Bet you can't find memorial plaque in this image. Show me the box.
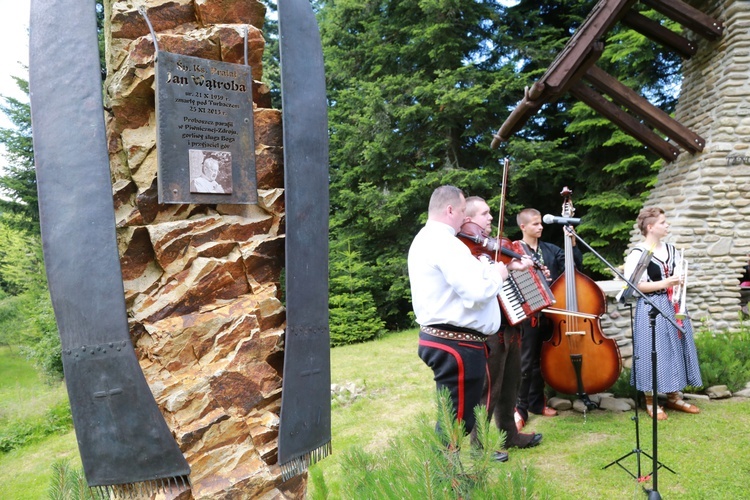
[156,52,257,204]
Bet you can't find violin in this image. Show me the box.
[458,221,546,270]
[541,187,622,410]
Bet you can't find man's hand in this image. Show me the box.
[565,225,577,246]
[507,255,533,271]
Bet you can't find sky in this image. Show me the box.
[0,0,31,105]
[0,0,30,171]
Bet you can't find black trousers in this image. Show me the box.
[516,315,551,418]
[418,330,489,436]
[478,326,523,446]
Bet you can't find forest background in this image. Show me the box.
[0,0,684,377]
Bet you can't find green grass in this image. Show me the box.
[0,347,77,499]
[0,346,67,423]
[0,430,80,500]
[312,328,750,499]
[3,333,749,498]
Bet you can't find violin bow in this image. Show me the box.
[494,157,510,262]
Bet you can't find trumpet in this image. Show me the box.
[672,249,688,320]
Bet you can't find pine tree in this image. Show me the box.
[0,77,37,229]
[329,239,385,346]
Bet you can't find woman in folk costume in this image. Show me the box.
[623,207,702,420]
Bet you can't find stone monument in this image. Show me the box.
[104,0,297,497]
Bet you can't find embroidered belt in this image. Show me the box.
[421,326,488,343]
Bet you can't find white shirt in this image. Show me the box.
[192,176,224,193]
[408,220,504,335]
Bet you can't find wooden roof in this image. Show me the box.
[491,0,724,162]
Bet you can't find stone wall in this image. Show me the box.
[104,1,299,497]
[625,0,750,332]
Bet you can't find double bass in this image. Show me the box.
[541,187,621,409]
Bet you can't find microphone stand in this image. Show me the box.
[564,228,680,499]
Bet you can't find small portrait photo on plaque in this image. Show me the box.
[189,150,233,194]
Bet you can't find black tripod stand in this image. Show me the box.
[565,231,681,498]
[603,304,676,493]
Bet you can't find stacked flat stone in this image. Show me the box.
[105,1,298,497]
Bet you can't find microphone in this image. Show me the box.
[542,214,581,226]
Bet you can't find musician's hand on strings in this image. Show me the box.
[493,261,509,281]
[542,265,551,281]
[564,225,577,246]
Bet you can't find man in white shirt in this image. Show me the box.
[408,185,526,462]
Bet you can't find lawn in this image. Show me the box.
[2,332,749,499]
[312,328,750,499]
[0,347,79,499]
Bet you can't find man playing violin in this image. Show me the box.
[408,186,530,462]
[463,197,544,452]
[514,208,582,430]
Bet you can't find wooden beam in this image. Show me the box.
[491,83,547,148]
[491,43,603,148]
[584,65,704,152]
[569,81,681,162]
[543,0,636,94]
[642,0,724,40]
[622,11,697,59]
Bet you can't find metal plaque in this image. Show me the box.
[156,52,257,204]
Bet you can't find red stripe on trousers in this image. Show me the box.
[418,338,466,423]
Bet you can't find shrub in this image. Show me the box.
[0,400,72,453]
[694,322,750,393]
[607,367,634,398]
[329,240,385,346]
[310,389,539,499]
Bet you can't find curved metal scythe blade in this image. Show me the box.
[277,0,332,480]
[29,0,189,488]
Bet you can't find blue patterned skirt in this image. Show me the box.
[630,293,703,393]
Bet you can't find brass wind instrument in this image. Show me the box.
[673,249,688,320]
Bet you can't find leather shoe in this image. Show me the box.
[507,432,543,449]
[492,451,509,462]
[514,410,526,432]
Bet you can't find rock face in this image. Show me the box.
[104,1,301,497]
[626,0,750,332]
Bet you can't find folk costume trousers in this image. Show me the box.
[418,330,489,436]
[479,326,523,446]
[517,315,551,417]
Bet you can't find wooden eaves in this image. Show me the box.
[491,0,725,163]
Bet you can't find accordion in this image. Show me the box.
[499,268,555,325]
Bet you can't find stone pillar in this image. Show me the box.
[629,0,750,331]
[104,1,300,497]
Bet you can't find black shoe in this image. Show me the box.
[492,451,509,462]
[507,432,543,449]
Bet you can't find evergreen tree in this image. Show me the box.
[321,0,517,330]
[318,0,682,335]
[499,0,681,275]
[0,77,37,229]
[329,239,385,346]
[260,0,281,109]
